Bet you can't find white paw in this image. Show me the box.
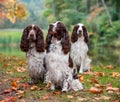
[62,88,68,92]
[50,84,55,90]
[79,70,83,73]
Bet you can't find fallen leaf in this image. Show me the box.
[90,65,93,71]
[89,87,103,94]
[77,97,87,101]
[11,81,17,88]
[78,75,84,82]
[67,95,74,99]
[6,70,13,74]
[12,86,17,91]
[84,71,93,75]
[4,88,12,94]
[105,65,115,69]
[39,87,44,90]
[113,100,119,102]
[40,95,50,100]
[100,95,110,100]
[30,85,38,90]
[111,72,120,78]
[18,61,24,66]
[99,63,104,68]
[19,83,29,89]
[106,86,119,92]
[19,99,26,102]
[15,67,26,72]
[90,77,99,84]
[45,83,51,88]
[16,90,24,95]
[0,100,5,102]
[4,96,16,102]
[94,84,106,89]
[53,91,61,95]
[4,64,8,67]
[94,72,105,77]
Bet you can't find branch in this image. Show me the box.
[101,0,112,26]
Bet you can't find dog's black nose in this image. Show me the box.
[30,34,34,37]
[79,30,82,34]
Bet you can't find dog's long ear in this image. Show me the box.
[60,24,70,54]
[20,26,30,52]
[71,25,79,43]
[82,26,89,43]
[68,55,73,68]
[35,25,45,52]
[45,25,53,52]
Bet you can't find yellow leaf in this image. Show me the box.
[45,83,51,88]
[30,85,38,90]
[105,65,115,69]
[111,72,120,78]
[11,81,17,88]
[67,95,74,99]
[15,67,26,72]
[16,90,24,95]
[78,75,84,82]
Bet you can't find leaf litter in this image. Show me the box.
[0,54,120,101]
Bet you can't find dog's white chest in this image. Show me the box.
[71,39,88,65]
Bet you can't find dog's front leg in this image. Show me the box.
[28,77,39,85]
[50,83,55,90]
[79,57,85,73]
[62,80,69,92]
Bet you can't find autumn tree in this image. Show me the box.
[0,0,27,24]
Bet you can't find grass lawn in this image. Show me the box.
[0,29,48,45]
[0,54,120,102]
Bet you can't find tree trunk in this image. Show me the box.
[52,0,56,21]
[86,0,91,14]
[101,0,112,26]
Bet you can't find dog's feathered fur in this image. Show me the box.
[20,24,46,84]
[71,23,91,73]
[45,21,83,92]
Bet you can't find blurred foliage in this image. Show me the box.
[0,0,48,29]
[0,0,27,24]
[43,0,120,47]
[0,0,120,47]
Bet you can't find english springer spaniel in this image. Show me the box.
[20,24,46,84]
[71,23,91,73]
[45,21,83,92]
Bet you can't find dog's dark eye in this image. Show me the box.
[57,36,61,40]
[28,26,32,30]
[75,25,79,29]
[54,35,57,38]
[33,27,37,31]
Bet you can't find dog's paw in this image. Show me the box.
[28,80,34,85]
[79,70,83,74]
[50,84,55,90]
[62,88,68,93]
[28,79,38,85]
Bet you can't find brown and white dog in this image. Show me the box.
[20,24,46,84]
[71,23,91,73]
[45,21,83,92]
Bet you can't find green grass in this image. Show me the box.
[0,30,22,44]
[0,29,47,56]
[0,29,48,45]
[0,54,120,102]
